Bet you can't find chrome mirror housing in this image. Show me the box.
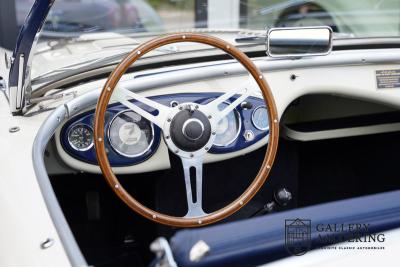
[267,26,333,58]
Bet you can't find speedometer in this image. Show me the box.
[213,103,241,146]
[108,110,154,157]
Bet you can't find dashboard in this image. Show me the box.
[59,93,269,168]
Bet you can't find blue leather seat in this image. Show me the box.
[170,190,400,267]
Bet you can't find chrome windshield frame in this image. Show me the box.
[8,0,54,115]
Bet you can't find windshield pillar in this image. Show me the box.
[8,0,54,115]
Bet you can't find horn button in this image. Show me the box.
[169,109,211,152]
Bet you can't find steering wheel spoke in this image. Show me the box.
[181,157,207,218]
[205,74,257,123]
[111,84,171,128]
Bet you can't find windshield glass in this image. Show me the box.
[15,0,400,82]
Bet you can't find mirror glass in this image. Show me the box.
[267,27,332,58]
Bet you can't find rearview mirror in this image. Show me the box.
[267,27,333,58]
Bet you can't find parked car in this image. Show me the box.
[16,0,164,34]
[244,0,400,37]
[1,1,400,267]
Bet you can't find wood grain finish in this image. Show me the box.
[94,33,279,227]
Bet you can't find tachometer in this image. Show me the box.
[252,106,269,130]
[67,124,94,151]
[213,103,241,146]
[108,110,154,157]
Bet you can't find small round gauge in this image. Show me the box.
[67,124,94,151]
[214,103,241,146]
[252,106,269,130]
[108,110,154,157]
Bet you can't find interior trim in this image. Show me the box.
[283,123,400,141]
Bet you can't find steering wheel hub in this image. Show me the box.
[170,108,211,152]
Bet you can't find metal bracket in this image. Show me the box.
[150,237,177,267]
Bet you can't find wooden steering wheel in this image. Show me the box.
[94,33,279,227]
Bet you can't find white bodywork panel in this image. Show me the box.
[0,97,71,266]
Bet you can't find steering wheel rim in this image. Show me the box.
[94,33,279,227]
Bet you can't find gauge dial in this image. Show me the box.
[214,103,241,146]
[252,106,269,130]
[108,110,154,157]
[67,124,94,151]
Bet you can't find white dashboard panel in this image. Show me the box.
[51,51,400,174]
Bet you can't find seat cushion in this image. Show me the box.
[170,190,400,267]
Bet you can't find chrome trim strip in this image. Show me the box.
[16,54,25,109]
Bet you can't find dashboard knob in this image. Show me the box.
[243,130,255,141]
[240,101,253,110]
[274,188,292,206]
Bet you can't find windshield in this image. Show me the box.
[15,0,400,83]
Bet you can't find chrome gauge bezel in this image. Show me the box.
[251,106,269,131]
[213,104,242,147]
[107,109,155,158]
[67,124,94,152]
